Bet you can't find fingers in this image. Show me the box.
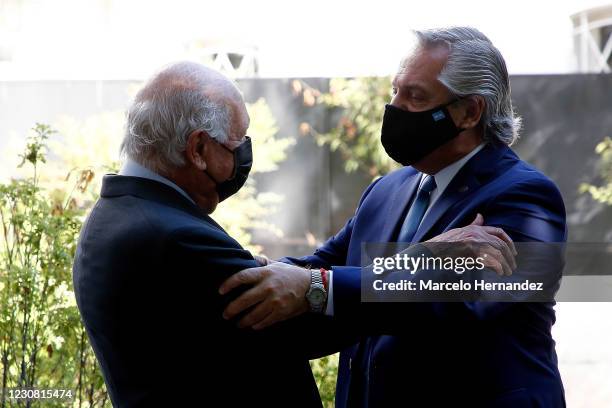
[219,267,265,295]
[464,240,512,276]
[252,311,286,330]
[488,235,517,271]
[483,256,505,277]
[221,264,310,329]
[237,301,274,329]
[248,301,307,331]
[469,213,484,226]
[253,254,270,266]
[496,250,513,276]
[482,226,517,255]
[481,247,513,277]
[467,216,517,273]
[223,285,267,320]
[478,226,516,271]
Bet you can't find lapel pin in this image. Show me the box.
[458,185,469,193]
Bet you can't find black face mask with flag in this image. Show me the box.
[380,100,465,166]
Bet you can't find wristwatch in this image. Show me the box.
[306,269,327,313]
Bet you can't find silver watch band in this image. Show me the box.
[311,269,323,286]
[307,269,327,313]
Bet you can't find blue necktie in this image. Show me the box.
[347,175,437,407]
[397,175,437,242]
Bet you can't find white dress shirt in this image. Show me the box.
[419,143,485,222]
[325,143,485,316]
[119,159,196,205]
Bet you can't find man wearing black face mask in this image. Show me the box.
[222,27,566,407]
[72,61,346,408]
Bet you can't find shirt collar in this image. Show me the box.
[421,143,486,193]
[119,159,196,205]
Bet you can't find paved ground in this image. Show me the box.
[553,302,612,408]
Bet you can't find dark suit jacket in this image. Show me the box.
[285,142,567,407]
[73,175,334,408]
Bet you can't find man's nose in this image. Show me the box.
[389,94,407,111]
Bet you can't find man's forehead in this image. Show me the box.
[226,99,249,140]
[393,45,449,87]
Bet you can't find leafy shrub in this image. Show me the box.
[0,124,108,407]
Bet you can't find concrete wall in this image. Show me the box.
[1,75,611,261]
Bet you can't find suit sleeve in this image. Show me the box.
[330,176,567,330]
[166,224,357,359]
[280,177,384,268]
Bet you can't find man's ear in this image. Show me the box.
[456,95,485,130]
[185,130,208,171]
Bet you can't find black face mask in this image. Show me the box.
[206,136,253,202]
[380,100,464,166]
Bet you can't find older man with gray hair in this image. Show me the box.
[73,61,342,408]
[222,26,567,407]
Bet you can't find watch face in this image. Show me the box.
[311,291,324,304]
[308,287,325,306]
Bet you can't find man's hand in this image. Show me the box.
[253,254,270,266]
[423,213,517,276]
[219,262,310,330]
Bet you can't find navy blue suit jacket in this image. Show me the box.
[73,175,344,408]
[287,142,567,407]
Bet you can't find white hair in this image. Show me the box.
[121,61,236,173]
[414,27,522,145]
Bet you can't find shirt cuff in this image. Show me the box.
[325,268,334,316]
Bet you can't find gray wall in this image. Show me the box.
[510,74,612,244]
[1,75,610,260]
[241,75,612,258]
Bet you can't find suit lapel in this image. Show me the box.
[380,171,421,243]
[411,172,481,242]
[411,142,511,242]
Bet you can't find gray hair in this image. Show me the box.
[414,27,521,145]
[121,61,234,173]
